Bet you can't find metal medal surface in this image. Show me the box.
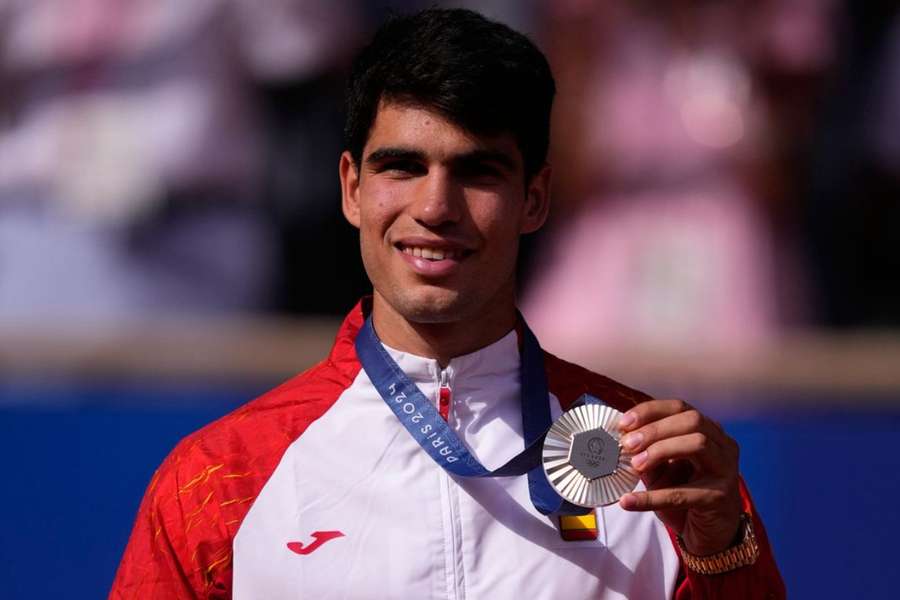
[542,402,640,507]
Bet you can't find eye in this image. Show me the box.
[379,160,426,177]
[456,161,504,182]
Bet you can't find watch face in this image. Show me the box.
[542,400,640,507]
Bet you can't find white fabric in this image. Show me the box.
[234,332,679,599]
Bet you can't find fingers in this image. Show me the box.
[642,458,694,490]
[620,408,712,454]
[619,483,730,513]
[618,399,694,431]
[630,432,724,474]
[615,399,744,552]
[617,399,739,478]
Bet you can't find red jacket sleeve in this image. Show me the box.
[108,354,355,600]
[670,478,786,599]
[109,444,235,600]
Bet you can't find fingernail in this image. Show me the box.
[621,432,643,450]
[631,451,648,469]
[618,412,636,430]
[620,493,637,510]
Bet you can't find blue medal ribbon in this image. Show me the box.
[355,315,590,515]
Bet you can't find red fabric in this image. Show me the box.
[544,351,651,413]
[439,386,451,421]
[109,303,365,599]
[559,526,600,541]
[111,301,784,599]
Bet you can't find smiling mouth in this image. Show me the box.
[397,244,470,261]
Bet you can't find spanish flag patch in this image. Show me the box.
[558,510,599,541]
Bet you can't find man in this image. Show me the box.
[111,9,784,599]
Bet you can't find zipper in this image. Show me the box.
[438,368,451,422]
[436,366,464,598]
[445,471,465,599]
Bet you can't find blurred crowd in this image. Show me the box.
[1,1,898,352]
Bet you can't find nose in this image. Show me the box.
[408,169,463,227]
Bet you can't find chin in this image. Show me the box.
[390,287,472,324]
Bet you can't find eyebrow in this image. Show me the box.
[454,149,518,172]
[364,147,425,166]
[364,146,518,172]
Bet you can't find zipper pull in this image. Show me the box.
[438,369,451,422]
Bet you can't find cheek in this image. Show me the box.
[357,188,402,270]
[359,186,401,235]
[470,199,523,242]
[358,219,390,270]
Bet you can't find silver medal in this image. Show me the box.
[542,401,640,507]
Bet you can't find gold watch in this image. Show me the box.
[676,513,760,575]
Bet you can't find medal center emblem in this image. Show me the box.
[568,428,620,480]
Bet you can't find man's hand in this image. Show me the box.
[617,399,743,556]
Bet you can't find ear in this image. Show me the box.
[340,151,361,228]
[520,163,551,234]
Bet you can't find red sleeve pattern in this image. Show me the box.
[109,305,364,599]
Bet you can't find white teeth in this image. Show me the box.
[400,245,458,261]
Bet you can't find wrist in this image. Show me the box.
[680,511,743,556]
[676,513,759,575]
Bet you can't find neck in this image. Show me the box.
[370,293,518,368]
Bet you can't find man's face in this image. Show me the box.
[340,101,549,327]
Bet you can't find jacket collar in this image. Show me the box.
[330,297,519,386]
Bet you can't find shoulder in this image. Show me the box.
[157,354,360,506]
[145,305,366,544]
[543,350,652,412]
[113,302,369,597]
[116,356,360,595]
[186,356,358,458]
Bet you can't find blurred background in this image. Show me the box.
[1,0,898,598]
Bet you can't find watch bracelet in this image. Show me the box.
[676,513,760,575]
